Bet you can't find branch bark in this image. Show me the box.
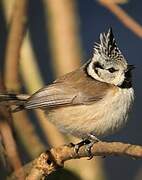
[10,141,142,179]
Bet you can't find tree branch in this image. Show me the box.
[10,141,142,179]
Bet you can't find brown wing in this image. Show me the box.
[25,66,113,109]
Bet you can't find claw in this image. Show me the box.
[74,140,90,153]
[85,141,95,160]
[74,144,80,154]
[68,134,101,160]
[67,142,75,148]
[70,139,91,154]
[85,134,101,159]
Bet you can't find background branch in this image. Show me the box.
[98,0,142,38]
[2,0,46,160]
[0,79,23,177]
[4,0,28,90]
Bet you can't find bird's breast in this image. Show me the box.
[46,87,134,138]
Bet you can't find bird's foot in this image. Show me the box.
[74,139,91,154]
[69,134,101,160]
[68,139,91,153]
[85,134,101,159]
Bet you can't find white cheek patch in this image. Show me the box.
[112,72,125,86]
[87,61,105,83]
[87,60,125,86]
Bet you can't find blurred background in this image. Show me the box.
[0,0,142,179]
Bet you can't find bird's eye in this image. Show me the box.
[107,67,117,73]
[94,62,104,69]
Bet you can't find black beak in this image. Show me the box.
[127,64,135,71]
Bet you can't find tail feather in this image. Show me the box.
[0,93,30,112]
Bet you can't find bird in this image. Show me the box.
[0,28,134,156]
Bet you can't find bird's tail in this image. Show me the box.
[0,93,30,112]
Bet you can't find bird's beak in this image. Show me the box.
[127,64,135,71]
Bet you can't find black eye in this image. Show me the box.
[94,62,104,69]
[107,67,116,73]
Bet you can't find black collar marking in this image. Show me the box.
[118,70,132,89]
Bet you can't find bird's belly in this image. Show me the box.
[46,88,134,138]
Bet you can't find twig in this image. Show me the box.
[98,0,142,38]
[9,141,142,179]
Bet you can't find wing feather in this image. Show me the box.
[25,67,112,109]
[25,84,77,109]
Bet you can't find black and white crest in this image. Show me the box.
[94,28,124,61]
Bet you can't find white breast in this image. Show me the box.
[91,87,134,137]
[46,87,134,139]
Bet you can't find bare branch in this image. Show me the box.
[10,141,142,179]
